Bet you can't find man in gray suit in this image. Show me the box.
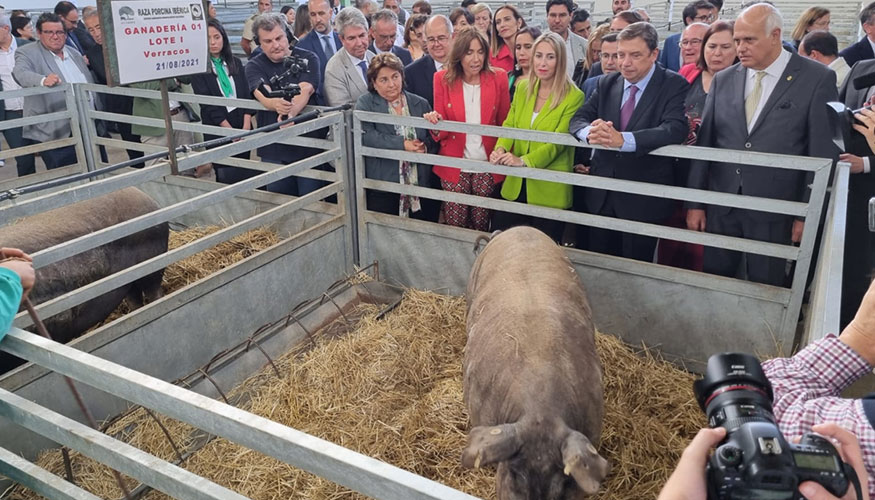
[686,3,838,286]
[324,7,375,106]
[13,13,94,170]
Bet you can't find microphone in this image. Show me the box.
[853,71,875,90]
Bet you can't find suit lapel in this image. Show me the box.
[606,74,623,126]
[749,54,800,136]
[40,45,61,80]
[449,78,465,122]
[729,64,748,137]
[479,72,494,125]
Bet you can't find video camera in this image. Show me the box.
[827,70,875,151]
[694,353,861,500]
[257,54,309,119]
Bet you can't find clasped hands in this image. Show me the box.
[489,147,525,167]
[586,119,625,149]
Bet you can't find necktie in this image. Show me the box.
[619,84,638,131]
[322,34,334,58]
[745,71,766,127]
[358,60,368,82]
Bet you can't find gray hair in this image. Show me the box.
[618,21,659,50]
[0,14,9,29]
[739,2,783,34]
[83,7,99,20]
[335,6,368,36]
[425,14,453,36]
[252,12,287,36]
[371,8,397,25]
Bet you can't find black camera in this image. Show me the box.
[282,54,309,76]
[694,353,857,500]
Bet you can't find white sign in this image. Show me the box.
[111,0,209,85]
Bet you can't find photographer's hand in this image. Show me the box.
[657,427,726,500]
[799,424,868,500]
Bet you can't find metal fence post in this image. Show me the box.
[68,84,94,174]
[342,109,361,266]
[352,112,368,266]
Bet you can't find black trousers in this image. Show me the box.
[703,209,793,286]
[587,193,658,262]
[841,174,875,328]
[1,110,36,177]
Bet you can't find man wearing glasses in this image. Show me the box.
[368,9,412,66]
[404,15,452,108]
[659,0,716,71]
[12,13,93,171]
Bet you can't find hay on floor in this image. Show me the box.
[12,289,702,500]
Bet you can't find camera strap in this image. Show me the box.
[843,462,865,500]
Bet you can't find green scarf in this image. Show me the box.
[211,56,233,98]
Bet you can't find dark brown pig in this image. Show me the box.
[0,187,168,370]
[463,226,609,499]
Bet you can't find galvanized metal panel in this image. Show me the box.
[0,446,102,500]
[0,388,248,500]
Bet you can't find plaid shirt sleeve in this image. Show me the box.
[763,334,875,496]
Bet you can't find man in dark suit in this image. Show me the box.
[404,15,452,107]
[659,0,716,72]
[367,9,412,66]
[296,0,341,102]
[838,59,875,328]
[570,22,689,262]
[687,4,838,286]
[840,2,875,68]
[54,1,94,56]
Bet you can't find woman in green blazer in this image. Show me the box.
[489,31,584,242]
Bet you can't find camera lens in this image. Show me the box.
[693,353,776,432]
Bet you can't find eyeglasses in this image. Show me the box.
[679,38,703,47]
[692,14,714,22]
[41,30,66,37]
[425,35,449,45]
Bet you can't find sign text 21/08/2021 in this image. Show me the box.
[154,57,200,71]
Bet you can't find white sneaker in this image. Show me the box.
[0,159,5,167]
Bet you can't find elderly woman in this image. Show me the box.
[508,26,541,101]
[191,19,256,185]
[355,53,437,218]
[470,3,492,37]
[489,32,583,243]
[489,5,526,73]
[424,27,510,231]
[791,7,829,50]
[403,14,428,61]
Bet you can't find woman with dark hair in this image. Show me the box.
[424,27,510,231]
[190,19,257,184]
[280,5,296,26]
[355,53,436,217]
[508,26,540,100]
[449,7,474,30]
[403,14,428,61]
[11,16,35,45]
[293,4,311,39]
[489,4,525,73]
[658,21,736,271]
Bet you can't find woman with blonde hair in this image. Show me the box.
[490,32,584,242]
[424,27,511,231]
[470,3,492,37]
[573,22,610,89]
[791,7,830,50]
[489,5,526,73]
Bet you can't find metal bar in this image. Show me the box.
[73,83,99,173]
[0,165,172,224]
[353,113,369,265]
[0,110,74,132]
[805,164,850,344]
[159,80,180,176]
[0,165,81,193]
[363,179,801,260]
[15,181,342,330]
[335,110,358,269]
[784,161,833,346]
[360,147,810,217]
[0,83,73,99]
[0,329,482,500]
[78,83,266,111]
[353,111,828,171]
[30,148,339,270]
[64,83,89,176]
[0,387,249,500]
[0,446,102,500]
[0,137,79,161]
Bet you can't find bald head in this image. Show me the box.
[734,3,783,69]
[680,22,708,65]
[424,15,453,63]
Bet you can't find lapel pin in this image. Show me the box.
[787,75,793,81]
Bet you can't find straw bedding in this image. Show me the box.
[12,288,702,500]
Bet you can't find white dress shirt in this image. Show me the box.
[0,37,22,111]
[744,48,791,132]
[348,52,368,85]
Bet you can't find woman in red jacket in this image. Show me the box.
[489,5,526,73]
[424,27,510,231]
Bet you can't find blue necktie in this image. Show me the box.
[358,61,367,82]
[321,34,334,58]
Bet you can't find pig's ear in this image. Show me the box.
[461,424,522,469]
[561,431,610,496]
